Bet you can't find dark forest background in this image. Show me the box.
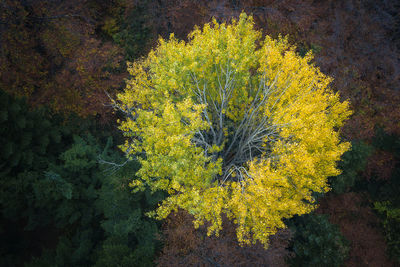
[1,0,399,266]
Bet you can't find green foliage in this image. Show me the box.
[0,90,65,224]
[374,201,400,262]
[287,214,350,267]
[94,238,136,267]
[111,3,152,61]
[330,141,373,194]
[366,128,400,262]
[0,90,69,266]
[372,127,400,153]
[298,43,322,57]
[95,158,164,267]
[26,135,163,266]
[19,135,107,266]
[0,90,62,177]
[0,90,163,266]
[349,128,400,262]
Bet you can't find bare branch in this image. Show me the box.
[98,156,131,174]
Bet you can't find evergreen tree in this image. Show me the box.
[95,159,164,267]
[0,89,64,265]
[329,141,373,194]
[27,135,163,266]
[1,90,164,266]
[287,213,350,267]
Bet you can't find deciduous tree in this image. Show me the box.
[117,13,351,246]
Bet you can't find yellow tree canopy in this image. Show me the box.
[116,13,351,247]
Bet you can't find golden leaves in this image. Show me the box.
[117,12,351,247]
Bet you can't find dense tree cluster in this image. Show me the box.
[287,214,349,267]
[1,0,399,266]
[0,91,162,266]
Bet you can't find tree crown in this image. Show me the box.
[117,13,351,246]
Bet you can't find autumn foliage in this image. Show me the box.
[0,0,125,118]
[117,13,351,246]
[317,193,397,266]
[1,1,399,266]
[157,210,292,267]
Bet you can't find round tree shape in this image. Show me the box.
[116,13,351,246]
